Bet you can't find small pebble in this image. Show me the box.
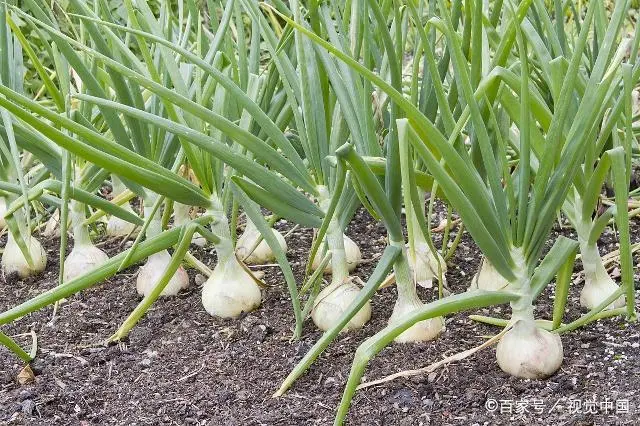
[195,274,206,286]
[21,399,35,416]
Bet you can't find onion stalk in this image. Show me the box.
[311,187,371,331]
[389,247,445,342]
[405,189,446,289]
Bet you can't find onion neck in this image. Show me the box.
[506,247,535,323]
[70,200,92,247]
[572,194,609,281]
[10,198,29,237]
[318,186,349,286]
[143,195,164,239]
[579,237,609,282]
[391,239,421,305]
[574,216,610,286]
[208,194,235,263]
[406,188,427,261]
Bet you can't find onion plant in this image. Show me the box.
[0,0,317,340]
[0,3,48,279]
[276,0,638,422]
[240,0,382,332]
[515,6,640,311]
[0,5,638,426]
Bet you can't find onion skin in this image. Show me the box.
[107,176,138,238]
[496,319,563,379]
[43,209,61,238]
[311,280,371,332]
[136,251,189,297]
[236,221,287,265]
[106,207,138,238]
[201,255,262,318]
[63,244,109,282]
[311,234,361,274]
[408,242,447,289]
[580,277,625,310]
[2,235,47,279]
[388,295,444,343]
[469,257,509,291]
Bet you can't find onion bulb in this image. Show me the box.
[496,319,563,379]
[311,234,361,274]
[468,257,509,291]
[201,253,262,318]
[407,242,446,288]
[388,294,444,343]
[63,201,110,282]
[63,244,109,282]
[236,219,287,265]
[579,242,625,310]
[106,176,138,238]
[106,203,138,238]
[136,250,189,296]
[1,234,47,279]
[311,279,371,331]
[43,209,61,238]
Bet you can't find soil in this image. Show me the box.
[1,207,639,426]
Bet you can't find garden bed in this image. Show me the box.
[1,208,639,425]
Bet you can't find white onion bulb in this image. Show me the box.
[236,219,287,265]
[106,203,138,238]
[408,242,447,288]
[311,280,371,331]
[311,234,361,274]
[136,250,189,296]
[469,257,509,291]
[579,243,625,310]
[107,176,138,238]
[2,234,47,279]
[580,276,625,310]
[388,294,444,343]
[201,254,262,318]
[496,319,563,379]
[43,209,61,238]
[63,244,109,282]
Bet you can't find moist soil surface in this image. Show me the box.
[1,207,639,426]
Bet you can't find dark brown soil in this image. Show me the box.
[1,208,639,426]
